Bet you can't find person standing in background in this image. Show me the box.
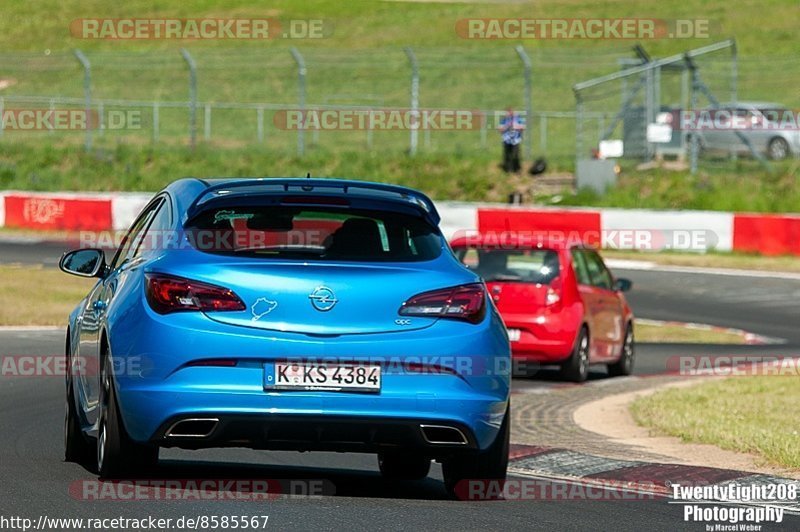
[498,107,525,173]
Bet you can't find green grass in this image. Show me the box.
[1,0,798,129]
[556,159,800,212]
[0,141,512,201]
[635,322,749,344]
[3,0,796,54]
[0,265,93,326]
[631,377,800,469]
[0,0,798,209]
[2,141,800,210]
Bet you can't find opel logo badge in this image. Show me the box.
[309,286,338,312]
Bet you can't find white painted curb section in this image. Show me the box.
[600,208,734,252]
[111,193,153,230]
[436,202,479,243]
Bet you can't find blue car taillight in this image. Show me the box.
[399,283,486,324]
[145,273,246,314]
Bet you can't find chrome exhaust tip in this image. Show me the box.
[165,418,219,438]
[420,424,468,445]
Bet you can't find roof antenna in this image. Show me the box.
[306,172,311,178]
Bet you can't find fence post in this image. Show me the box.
[404,47,420,156]
[366,108,374,150]
[480,111,487,148]
[728,42,739,162]
[73,49,92,151]
[730,40,738,105]
[290,47,306,156]
[204,104,211,140]
[152,102,159,144]
[688,66,699,175]
[49,98,55,136]
[180,48,197,150]
[257,106,264,143]
[98,101,104,136]
[515,45,533,161]
[539,114,547,154]
[644,68,655,160]
[575,93,584,171]
[598,116,604,143]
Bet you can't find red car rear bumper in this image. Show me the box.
[502,310,580,363]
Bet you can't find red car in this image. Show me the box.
[451,234,635,382]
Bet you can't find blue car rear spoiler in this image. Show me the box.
[185,178,441,225]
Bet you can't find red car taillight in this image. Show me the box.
[545,287,561,307]
[145,274,246,314]
[399,283,486,324]
[545,278,563,309]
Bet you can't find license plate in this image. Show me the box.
[507,329,521,342]
[266,362,381,393]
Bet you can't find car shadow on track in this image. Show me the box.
[512,366,610,385]
[76,458,453,501]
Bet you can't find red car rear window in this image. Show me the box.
[455,248,560,284]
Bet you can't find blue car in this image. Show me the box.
[60,178,510,493]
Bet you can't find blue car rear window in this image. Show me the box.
[185,206,442,262]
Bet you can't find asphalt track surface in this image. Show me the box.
[2,238,800,530]
[0,237,75,267]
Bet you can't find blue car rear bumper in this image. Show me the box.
[110,306,510,452]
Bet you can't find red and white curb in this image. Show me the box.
[0,191,149,231]
[463,204,800,256]
[1,191,799,256]
[605,258,800,282]
[508,444,800,512]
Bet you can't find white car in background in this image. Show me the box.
[690,102,800,160]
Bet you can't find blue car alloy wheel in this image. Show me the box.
[60,177,511,497]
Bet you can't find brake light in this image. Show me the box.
[545,277,562,308]
[145,274,246,314]
[546,287,561,306]
[280,195,349,206]
[399,283,486,324]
